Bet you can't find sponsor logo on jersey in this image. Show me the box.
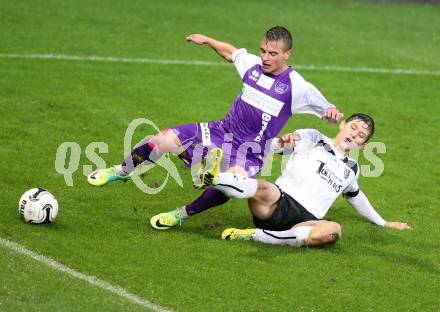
[316,160,343,192]
[256,74,275,90]
[255,113,272,142]
[275,82,289,94]
[344,167,350,179]
[200,122,211,146]
[249,70,260,82]
[241,84,284,117]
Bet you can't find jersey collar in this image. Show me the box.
[317,139,346,160]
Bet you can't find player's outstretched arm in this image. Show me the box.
[186,34,237,62]
[346,190,410,230]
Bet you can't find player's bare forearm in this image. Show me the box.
[384,221,411,230]
[186,34,237,62]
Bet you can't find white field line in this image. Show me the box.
[1,52,439,76]
[0,237,172,312]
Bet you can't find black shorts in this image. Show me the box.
[252,187,319,231]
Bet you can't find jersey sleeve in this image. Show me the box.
[346,190,386,226]
[294,129,324,144]
[269,129,322,154]
[269,138,284,154]
[289,71,335,117]
[232,48,261,79]
[292,129,324,153]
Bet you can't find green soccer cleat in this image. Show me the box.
[87,167,129,186]
[221,228,256,241]
[150,208,185,230]
[193,148,223,189]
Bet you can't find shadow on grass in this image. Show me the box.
[366,245,439,274]
[174,215,345,263]
[140,202,437,275]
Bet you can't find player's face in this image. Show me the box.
[260,39,291,75]
[336,119,370,151]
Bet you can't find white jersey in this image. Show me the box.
[275,129,360,219]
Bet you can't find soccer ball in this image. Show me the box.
[18,188,59,224]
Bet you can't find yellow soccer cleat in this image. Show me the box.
[150,208,185,230]
[87,167,129,186]
[193,148,223,189]
[221,228,256,241]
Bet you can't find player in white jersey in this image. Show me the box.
[202,113,410,247]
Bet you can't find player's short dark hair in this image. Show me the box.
[265,26,293,51]
[345,113,375,142]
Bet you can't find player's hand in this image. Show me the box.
[279,132,300,151]
[323,107,344,124]
[384,221,411,230]
[186,34,210,45]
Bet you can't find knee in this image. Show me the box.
[150,128,171,145]
[326,221,342,238]
[149,129,182,153]
[329,222,342,243]
[226,166,248,176]
[308,222,342,247]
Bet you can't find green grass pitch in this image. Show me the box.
[1,0,439,311]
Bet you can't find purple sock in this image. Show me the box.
[121,138,160,174]
[185,187,230,216]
